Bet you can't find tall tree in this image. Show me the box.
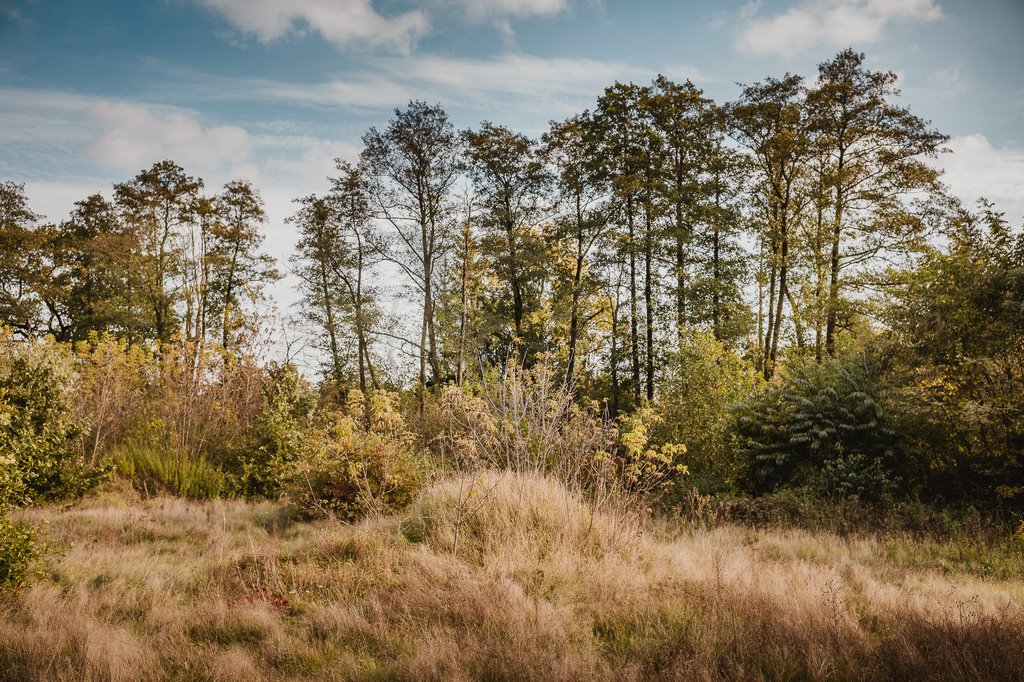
[290,195,347,385]
[807,48,947,355]
[0,181,44,337]
[594,83,652,401]
[436,192,488,386]
[208,180,278,350]
[646,76,713,342]
[47,194,140,342]
[696,121,751,345]
[463,122,550,365]
[360,101,461,401]
[114,160,202,345]
[544,113,613,389]
[328,161,382,393]
[729,75,811,378]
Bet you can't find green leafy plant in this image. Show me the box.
[733,353,897,498]
[0,513,41,590]
[0,338,111,505]
[654,328,762,492]
[232,363,318,498]
[112,442,227,499]
[285,390,423,521]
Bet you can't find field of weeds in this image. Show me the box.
[2,472,1023,681]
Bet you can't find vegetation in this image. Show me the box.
[2,482,1024,680]
[1,47,1023,678]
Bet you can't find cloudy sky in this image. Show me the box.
[2,0,1022,331]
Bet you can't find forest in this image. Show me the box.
[1,49,1024,680]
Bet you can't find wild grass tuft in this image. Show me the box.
[112,442,227,499]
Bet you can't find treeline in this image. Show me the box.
[0,165,278,351]
[1,48,1023,522]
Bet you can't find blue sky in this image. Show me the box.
[2,0,1022,320]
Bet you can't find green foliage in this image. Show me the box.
[822,450,898,501]
[233,363,318,498]
[612,405,688,503]
[654,328,762,491]
[0,513,40,590]
[884,203,1024,506]
[112,442,227,499]
[733,353,897,499]
[285,391,423,521]
[0,338,111,506]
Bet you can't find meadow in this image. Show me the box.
[3,472,1023,681]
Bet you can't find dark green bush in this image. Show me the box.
[733,353,898,499]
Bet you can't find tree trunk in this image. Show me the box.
[825,146,846,355]
[566,195,584,389]
[644,202,654,402]
[627,197,641,402]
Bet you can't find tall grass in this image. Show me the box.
[112,443,227,499]
[2,474,1023,680]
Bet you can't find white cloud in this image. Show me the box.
[735,0,942,57]
[85,101,253,174]
[0,88,100,144]
[398,53,635,98]
[229,53,679,120]
[939,134,1024,223]
[441,0,568,20]
[195,0,428,53]
[928,64,968,97]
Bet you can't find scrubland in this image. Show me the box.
[2,472,1023,682]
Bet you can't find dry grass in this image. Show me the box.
[2,473,1023,681]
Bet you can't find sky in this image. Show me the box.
[2,0,1023,357]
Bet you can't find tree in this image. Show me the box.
[884,201,1024,505]
[647,78,751,345]
[646,77,709,341]
[0,181,44,337]
[594,82,660,400]
[208,180,278,350]
[729,75,812,378]
[114,160,203,345]
[437,192,488,386]
[360,101,462,403]
[328,161,382,393]
[463,122,550,366]
[543,114,613,389]
[697,122,751,345]
[46,194,140,342]
[290,194,347,385]
[807,49,947,355]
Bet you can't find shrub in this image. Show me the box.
[232,362,318,498]
[439,362,612,482]
[0,513,41,590]
[890,354,1024,507]
[821,449,898,501]
[606,405,688,510]
[0,337,111,505]
[72,334,151,461]
[733,352,898,498]
[284,390,423,521]
[440,362,686,517]
[74,334,269,476]
[654,328,762,492]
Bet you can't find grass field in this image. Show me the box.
[2,473,1023,681]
